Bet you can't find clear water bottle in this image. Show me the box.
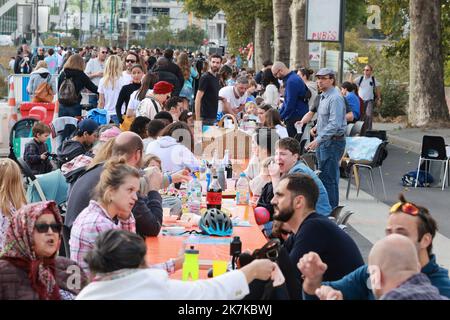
[188,174,202,214]
[235,172,250,205]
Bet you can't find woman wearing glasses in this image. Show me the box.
[0,201,88,300]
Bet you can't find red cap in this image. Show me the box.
[153,81,174,95]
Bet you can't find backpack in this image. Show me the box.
[33,81,54,103]
[58,72,79,105]
[402,170,434,187]
[137,98,160,119]
[87,108,108,125]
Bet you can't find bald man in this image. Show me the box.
[271,61,309,138]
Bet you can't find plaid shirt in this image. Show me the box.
[69,200,175,275]
[381,273,448,300]
[69,201,136,274]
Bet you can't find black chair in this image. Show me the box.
[346,141,388,200]
[415,135,449,190]
[365,130,387,141]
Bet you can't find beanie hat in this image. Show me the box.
[153,81,174,95]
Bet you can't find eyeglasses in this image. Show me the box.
[35,223,62,233]
[126,59,137,63]
[390,201,421,216]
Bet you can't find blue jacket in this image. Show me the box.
[288,161,332,216]
[280,71,309,121]
[303,254,450,300]
[345,92,360,121]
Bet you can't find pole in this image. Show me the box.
[126,0,131,49]
[79,0,83,47]
[110,0,115,47]
[338,0,346,85]
[35,0,39,47]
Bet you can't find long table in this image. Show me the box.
[146,199,267,279]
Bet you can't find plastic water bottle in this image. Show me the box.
[188,174,202,214]
[235,172,250,206]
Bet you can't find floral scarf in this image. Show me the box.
[1,201,63,300]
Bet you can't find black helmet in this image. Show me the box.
[199,208,233,236]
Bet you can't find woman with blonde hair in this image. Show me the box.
[57,54,98,118]
[98,55,127,124]
[0,158,27,252]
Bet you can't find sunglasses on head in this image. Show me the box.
[35,223,62,234]
[390,201,420,216]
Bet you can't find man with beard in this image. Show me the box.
[218,76,249,117]
[270,173,364,286]
[57,119,99,164]
[299,194,450,300]
[194,54,222,125]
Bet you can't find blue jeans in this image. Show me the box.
[110,115,120,125]
[59,103,82,117]
[316,139,346,209]
[88,94,98,109]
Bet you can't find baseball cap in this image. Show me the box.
[77,119,99,134]
[315,68,336,77]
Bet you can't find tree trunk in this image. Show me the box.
[273,0,292,65]
[408,0,449,126]
[254,17,273,72]
[289,0,309,69]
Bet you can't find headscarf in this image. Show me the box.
[1,201,63,300]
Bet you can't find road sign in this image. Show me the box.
[358,57,369,64]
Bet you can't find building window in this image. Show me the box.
[152,8,170,16]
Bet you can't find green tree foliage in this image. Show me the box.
[181,0,220,19]
[176,25,207,48]
[145,15,174,48]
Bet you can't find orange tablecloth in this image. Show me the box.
[146,200,267,279]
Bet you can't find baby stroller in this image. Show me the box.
[15,157,70,257]
[8,117,53,161]
[50,116,78,153]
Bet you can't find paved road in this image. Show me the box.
[340,143,450,269]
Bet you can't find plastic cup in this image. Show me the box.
[213,260,228,277]
[295,123,303,134]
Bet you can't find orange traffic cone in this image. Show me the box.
[8,78,18,121]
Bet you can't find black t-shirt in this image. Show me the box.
[198,72,220,120]
[283,212,364,283]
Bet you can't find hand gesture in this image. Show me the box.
[315,285,343,300]
[171,168,192,184]
[297,252,328,282]
[310,126,317,137]
[248,259,277,281]
[144,166,163,191]
[268,161,280,179]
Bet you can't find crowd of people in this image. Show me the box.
[1,44,446,301]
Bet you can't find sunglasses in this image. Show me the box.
[35,223,62,234]
[390,201,420,216]
[126,59,137,63]
[101,51,108,54]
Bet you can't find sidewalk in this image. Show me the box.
[373,122,450,154]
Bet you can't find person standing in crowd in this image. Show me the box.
[164,96,185,121]
[85,47,107,108]
[307,68,346,209]
[57,54,98,118]
[98,55,127,124]
[353,64,381,131]
[218,76,249,118]
[17,50,32,74]
[136,81,173,120]
[178,52,199,107]
[255,60,273,85]
[195,54,222,125]
[23,121,53,175]
[31,47,45,69]
[56,46,65,70]
[122,52,140,84]
[26,61,56,100]
[261,68,280,108]
[0,201,88,300]
[44,48,59,75]
[271,62,309,137]
[297,67,318,109]
[115,64,144,124]
[0,159,27,252]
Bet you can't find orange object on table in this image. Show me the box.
[146,204,267,279]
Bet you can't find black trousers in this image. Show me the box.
[285,117,304,138]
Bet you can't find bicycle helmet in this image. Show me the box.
[199,208,233,236]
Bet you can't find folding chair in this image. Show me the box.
[415,135,449,190]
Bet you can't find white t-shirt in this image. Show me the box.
[355,75,380,101]
[85,58,105,86]
[122,71,133,85]
[275,124,289,138]
[263,84,280,108]
[98,76,127,116]
[218,85,248,113]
